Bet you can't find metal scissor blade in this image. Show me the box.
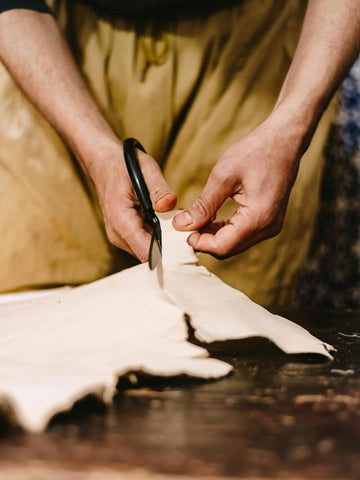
[149,231,162,270]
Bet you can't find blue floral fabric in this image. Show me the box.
[297,57,360,308]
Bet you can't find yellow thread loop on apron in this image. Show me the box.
[139,33,169,82]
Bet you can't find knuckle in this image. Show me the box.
[193,195,213,218]
[211,162,239,190]
[254,203,281,231]
[259,208,276,228]
[106,227,120,247]
[138,250,149,263]
[213,243,231,259]
[106,219,129,247]
[211,166,227,184]
[152,186,171,203]
[268,216,284,237]
[255,206,284,238]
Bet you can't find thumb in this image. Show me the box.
[139,151,177,212]
[173,171,234,230]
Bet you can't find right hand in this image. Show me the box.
[90,144,177,262]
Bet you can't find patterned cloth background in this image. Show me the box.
[297,57,360,308]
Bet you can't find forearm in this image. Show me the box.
[0,9,177,260]
[173,1,360,255]
[273,0,360,150]
[0,9,120,178]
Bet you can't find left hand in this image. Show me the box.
[173,112,305,258]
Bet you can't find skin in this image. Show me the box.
[0,1,359,261]
[173,0,360,256]
[0,9,176,262]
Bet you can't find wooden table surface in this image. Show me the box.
[0,309,359,479]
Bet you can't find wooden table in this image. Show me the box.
[0,309,359,479]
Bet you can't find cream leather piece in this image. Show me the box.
[0,212,333,432]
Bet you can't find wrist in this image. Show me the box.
[269,95,323,155]
[73,135,124,182]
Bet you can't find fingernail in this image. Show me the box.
[188,233,196,247]
[174,211,193,227]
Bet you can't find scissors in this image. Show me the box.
[123,138,162,270]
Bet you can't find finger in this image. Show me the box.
[138,151,177,212]
[108,208,152,262]
[188,210,264,258]
[197,218,225,235]
[173,169,237,231]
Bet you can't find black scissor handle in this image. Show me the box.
[123,138,162,262]
[123,138,153,213]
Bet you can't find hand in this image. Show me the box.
[90,144,177,262]
[173,113,305,258]
[0,11,176,263]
